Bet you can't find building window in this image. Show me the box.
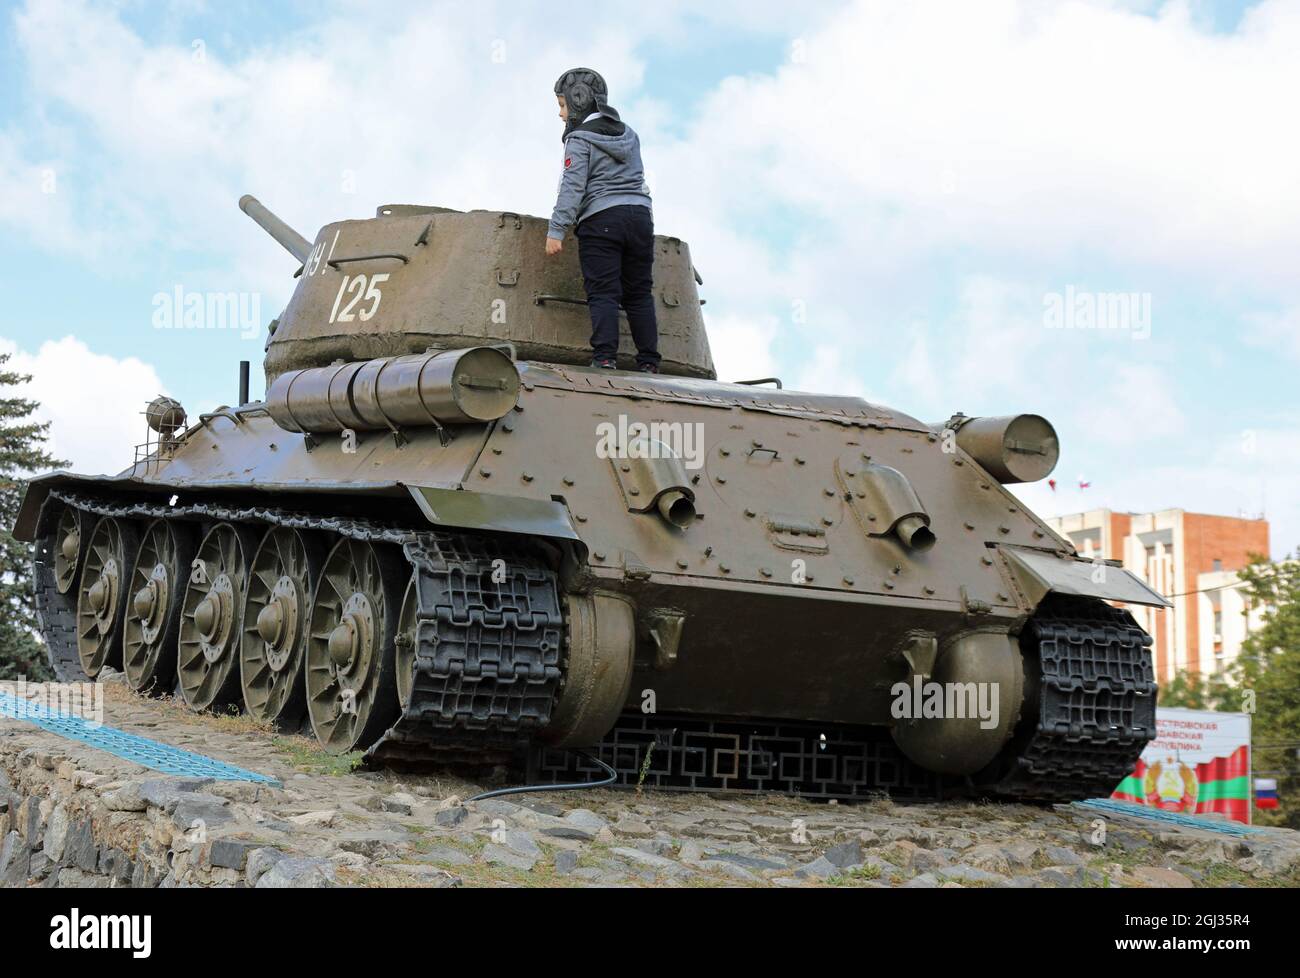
[1212,559,1222,571]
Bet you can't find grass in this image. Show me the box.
[827,863,882,886]
[271,736,363,776]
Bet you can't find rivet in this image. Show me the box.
[760,567,772,577]
[981,556,994,566]
[867,514,877,522]
[998,525,1010,534]
[479,468,491,477]
[824,488,835,497]
[676,559,689,569]
[691,474,701,484]
[997,593,1009,601]
[845,468,856,477]
[492,447,503,455]
[752,439,762,447]
[593,552,606,561]
[502,422,514,432]
[843,575,854,586]
[822,517,833,526]
[980,483,990,490]
[805,574,815,582]
[513,404,524,412]
[521,472,534,482]
[1032,530,1044,539]
[576,514,587,523]
[883,581,895,590]
[964,522,975,531]
[621,464,631,472]
[744,508,756,518]
[954,458,964,466]
[795,457,806,465]
[719,563,730,573]
[923,586,935,595]
[717,476,727,484]
[563,477,574,486]
[926,434,937,443]
[719,448,730,457]
[629,487,640,496]
[892,565,901,574]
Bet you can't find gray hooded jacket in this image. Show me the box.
[547,115,652,240]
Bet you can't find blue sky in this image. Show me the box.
[0,0,1295,556]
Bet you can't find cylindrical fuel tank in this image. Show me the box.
[952,414,1059,484]
[266,346,518,434]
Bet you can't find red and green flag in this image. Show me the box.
[1111,745,1250,823]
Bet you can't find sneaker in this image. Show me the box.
[637,363,660,374]
[590,358,617,369]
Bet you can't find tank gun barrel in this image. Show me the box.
[238,194,312,264]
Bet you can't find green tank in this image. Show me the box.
[15,197,1170,800]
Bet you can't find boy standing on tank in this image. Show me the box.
[545,68,661,373]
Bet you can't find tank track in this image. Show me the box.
[532,596,1156,803]
[366,533,563,767]
[34,491,564,762]
[989,594,1157,802]
[32,522,86,683]
[33,492,1154,802]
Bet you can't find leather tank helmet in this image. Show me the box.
[554,67,620,140]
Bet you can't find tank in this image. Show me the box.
[14,197,1171,801]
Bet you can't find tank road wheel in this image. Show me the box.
[178,522,258,711]
[240,527,324,727]
[123,519,195,694]
[53,505,89,595]
[75,517,139,678]
[306,537,403,753]
[395,574,417,712]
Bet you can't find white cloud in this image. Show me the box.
[1089,362,1187,444]
[0,335,167,476]
[2,0,1296,557]
[704,313,780,384]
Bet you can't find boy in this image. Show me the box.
[545,67,660,373]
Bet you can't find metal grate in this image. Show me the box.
[0,691,279,784]
[1075,798,1264,836]
[531,712,948,801]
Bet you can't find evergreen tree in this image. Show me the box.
[0,352,66,682]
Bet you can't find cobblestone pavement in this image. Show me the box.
[3,676,1298,888]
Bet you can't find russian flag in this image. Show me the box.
[1255,778,1279,810]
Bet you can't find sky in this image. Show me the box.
[0,0,1294,557]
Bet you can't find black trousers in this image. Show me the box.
[576,204,661,367]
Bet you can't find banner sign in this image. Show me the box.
[1111,707,1252,823]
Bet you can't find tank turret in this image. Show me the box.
[239,198,715,383]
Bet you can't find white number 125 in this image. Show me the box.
[329,273,389,323]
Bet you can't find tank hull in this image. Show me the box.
[15,201,1171,801]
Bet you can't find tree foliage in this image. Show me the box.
[1232,555,1300,828]
[1159,668,1237,712]
[0,352,66,682]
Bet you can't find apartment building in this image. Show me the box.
[1045,509,1269,684]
